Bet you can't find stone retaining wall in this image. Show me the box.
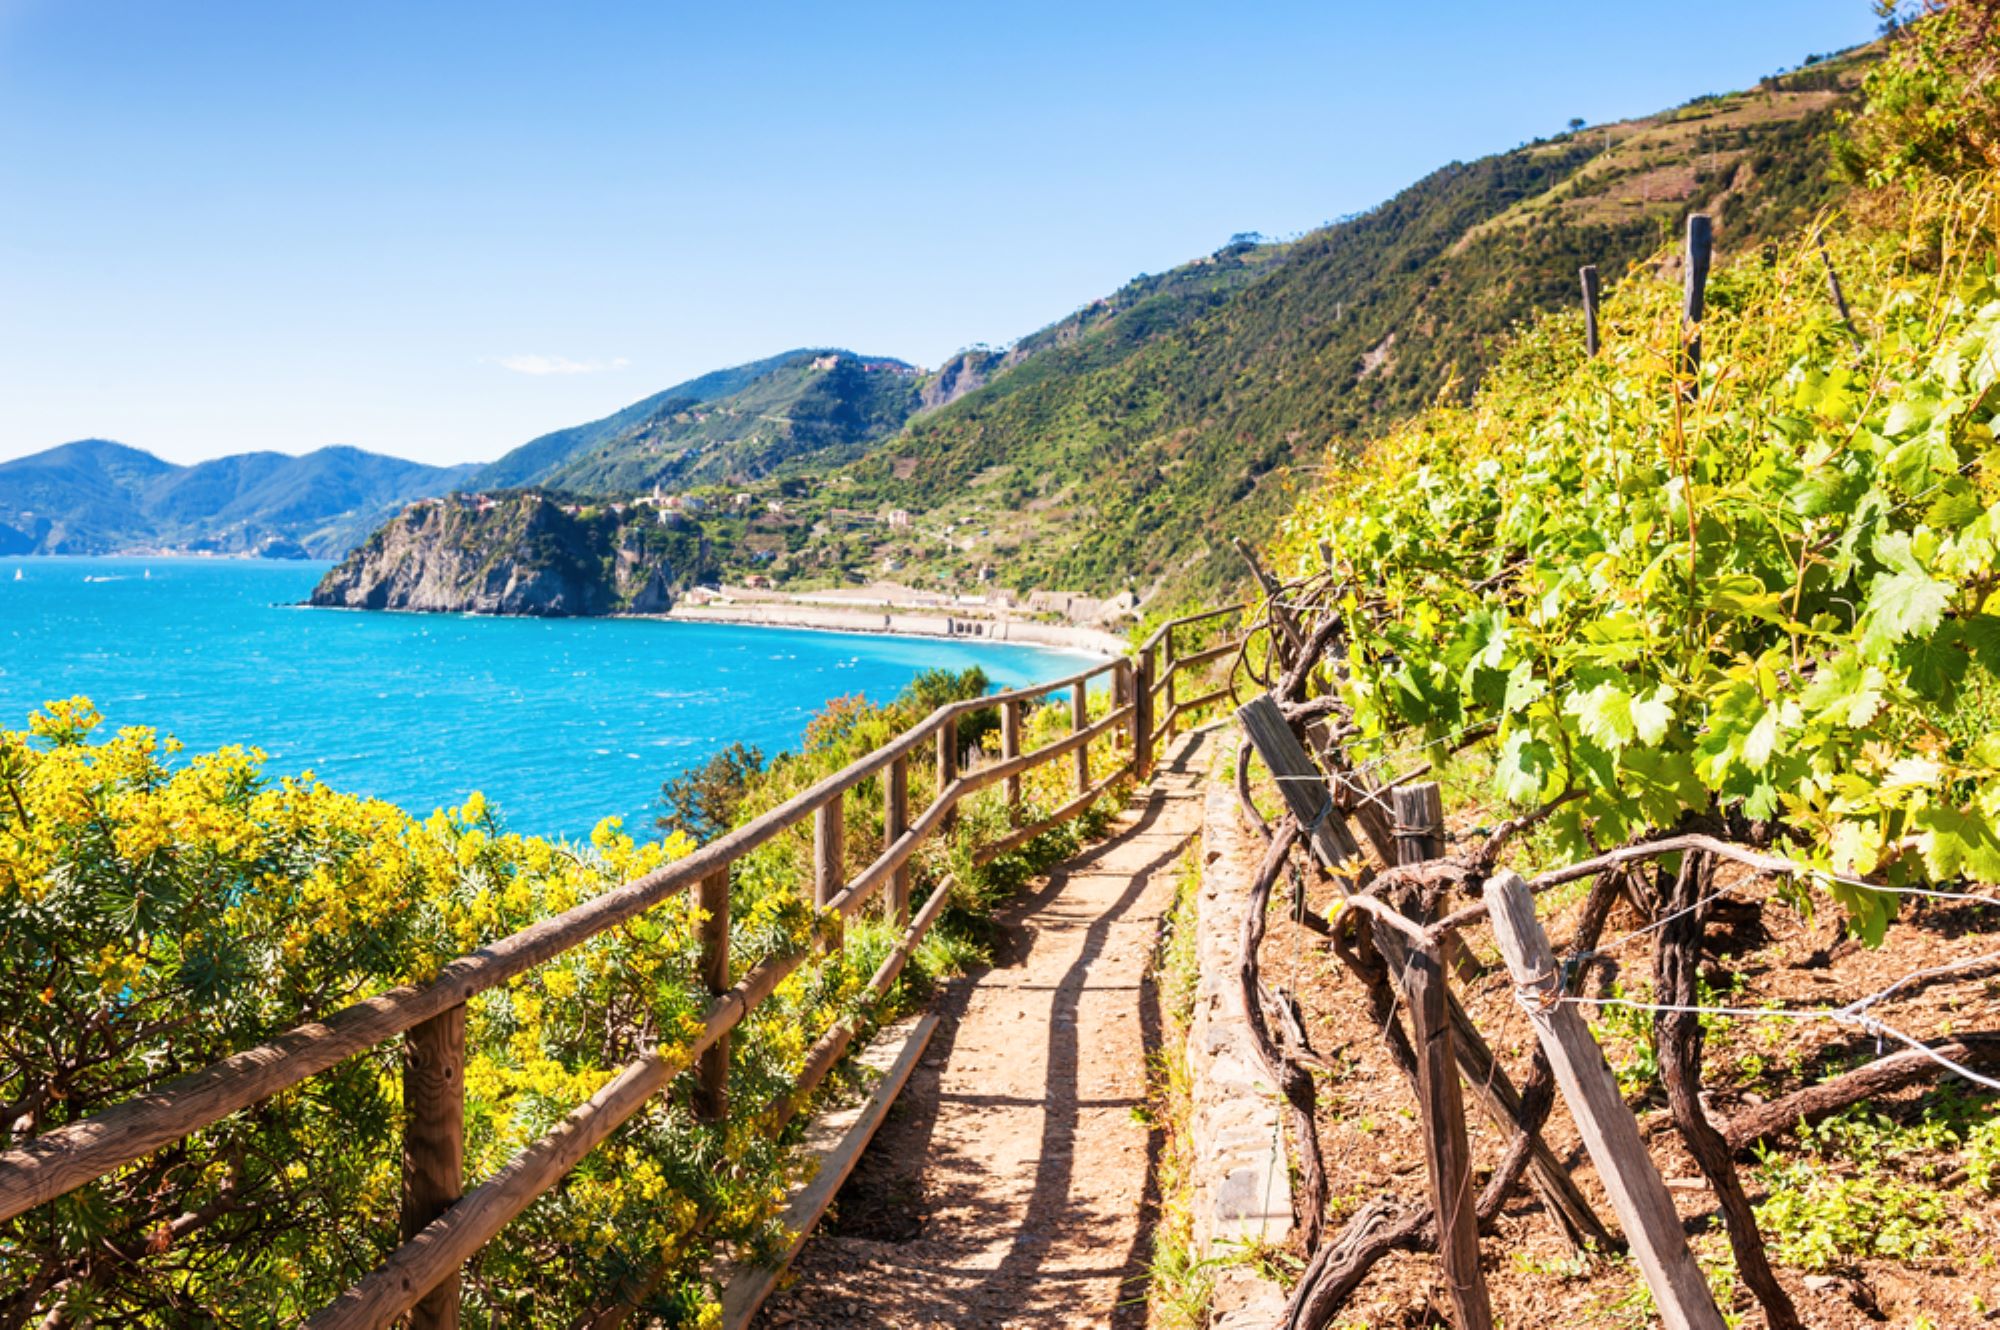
[1188,733,1292,1327]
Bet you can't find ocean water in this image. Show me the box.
[0,557,1090,840]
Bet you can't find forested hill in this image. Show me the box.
[833,58,1864,602]
[473,350,922,496]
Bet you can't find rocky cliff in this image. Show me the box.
[308,492,708,616]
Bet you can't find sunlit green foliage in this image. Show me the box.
[1272,171,2000,936]
[1837,0,2000,189]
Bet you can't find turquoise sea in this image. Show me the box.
[0,557,1087,839]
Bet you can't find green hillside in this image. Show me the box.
[311,47,1871,613]
[827,60,1865,603]
[540,351,922,493]
[472,349,825,489]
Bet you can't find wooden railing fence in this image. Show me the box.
[0,603,1244,1328]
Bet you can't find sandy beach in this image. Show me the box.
[648,588,1136,656]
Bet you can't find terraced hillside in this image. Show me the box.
[830,60,1866,603]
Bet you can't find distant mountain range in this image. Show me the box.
[0,349,921,559]
[0,440,478,558]
[9,50,1868,601]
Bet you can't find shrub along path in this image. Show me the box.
[753,728,1215,1329]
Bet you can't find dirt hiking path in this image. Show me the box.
[755,729,1214,1330]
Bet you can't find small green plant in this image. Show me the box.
[1753,1148,1957,1270]
[1593,981,1662,1094]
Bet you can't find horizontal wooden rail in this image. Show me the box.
[0,659,1128,1226]
[1174,640,1240,671]
[1168,685,1234,721]
[306,949,805,1328]
[3,608,1245,1327]
[971,765,1130,867]
[1138,602,1246,654]
[957,706,1129,796]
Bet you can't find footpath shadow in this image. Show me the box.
[806,730,1210,1324]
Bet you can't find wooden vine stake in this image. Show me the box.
[1234,694,1367,884]
[1579,263,1601,357]
[1483,871,1727,1330]
[1682,213,1712,381]
[1392,782,1491,1330]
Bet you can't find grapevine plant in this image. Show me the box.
[1271,173,2000,938]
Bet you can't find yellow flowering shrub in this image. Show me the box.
[2,668,1125,1325]
[0,700,760,1326]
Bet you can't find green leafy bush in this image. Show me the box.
[1272,173,2000,935]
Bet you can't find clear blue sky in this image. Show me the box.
[0,1,1880,468]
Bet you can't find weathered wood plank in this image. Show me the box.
[1234,693,1367,885]
[695,868,731,1122]
[1371,926,1617,1254]
[1483,871,1726,1330]
[402,1005,466,1330]
[719,1014,941,1330]
[1403,939,1492,1330]
[1392,782,1445,865]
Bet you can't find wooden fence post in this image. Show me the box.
[1134,651,1154,781]
[1683,213,1712,380]
[1386,781,1491,1330]
[402,1004,466,1330]
[936,714,958,835]
[1403,937,1492,1330]
[1112,659,1133,754]
[1234,694,1367,884]
[885,756,910,926]
[1580,264,1601,357]
[1071,680,1090,794]
[1162,626,1179,741]
[695,867,730,1122]
[814,793,845,911]
[1392,782,1445,866]
[1483,871,1728,1330]
[1002,699,1023,824]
